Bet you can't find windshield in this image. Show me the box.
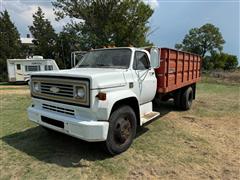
[75,52,87,64]
[76,49,132,69]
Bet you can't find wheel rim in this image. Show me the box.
[113,116,132,145]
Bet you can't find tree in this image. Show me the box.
[29,7,57,59]
[223,54,238,70]
[52,0,153,48]
[0,10,21,81]
[203,52,238,70]
[175,23,225,57]
[55,24,84,68]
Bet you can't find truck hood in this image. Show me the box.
[31,68,128,89]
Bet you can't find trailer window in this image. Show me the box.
[25,65,41,72]
[133,51,150,70]
[16,64,21,70]
[45,65,53,71]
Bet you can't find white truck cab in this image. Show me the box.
[28,47,160,154]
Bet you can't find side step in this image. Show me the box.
[140,111,160,125]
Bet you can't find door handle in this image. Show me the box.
[149,72,155,75]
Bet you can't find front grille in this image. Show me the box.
[31,76,90,107]
[42,104,75,116]
[41,82,74,98]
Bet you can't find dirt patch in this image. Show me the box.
[174,116,240,180]
[129,86,240,180]
[0,85,28,89]
[0,89,30,95]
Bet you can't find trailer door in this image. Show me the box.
[15,64,24,81]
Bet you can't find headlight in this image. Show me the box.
[33,82,40,92]
[75,86,85,98]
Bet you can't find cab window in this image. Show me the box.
[133,51,150,70]
[45,65,53,71]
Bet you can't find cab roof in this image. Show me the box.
[92,47,149,52]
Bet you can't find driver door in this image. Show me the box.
[132,51,157,104]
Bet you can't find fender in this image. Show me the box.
[92,89,139,121]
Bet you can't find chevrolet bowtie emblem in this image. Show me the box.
[50,86,59,93]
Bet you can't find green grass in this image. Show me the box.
[0,80,239,179]
[194,83,239,117]
[0,82,10,85]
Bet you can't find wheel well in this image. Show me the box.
[111,97,140,126]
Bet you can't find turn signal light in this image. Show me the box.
[96,92,106,101]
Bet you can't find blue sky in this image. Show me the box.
[1,0,239,60]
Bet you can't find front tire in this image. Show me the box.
[105,106,137,155]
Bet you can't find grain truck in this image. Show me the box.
[27,47,201,154]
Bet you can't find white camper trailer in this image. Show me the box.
[7,56,59,83]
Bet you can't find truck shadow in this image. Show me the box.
[153,100,180,117]
[1,101,177,167]
[141,100,181,127]
[1,126,111,167]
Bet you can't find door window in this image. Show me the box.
[133,51,150,70]
[16,64,21,70]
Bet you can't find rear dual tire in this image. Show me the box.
[174,86,193,110]
[181,87,193,110]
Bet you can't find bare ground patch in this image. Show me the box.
[0,85,28,89]
[174,115,239,179]
[127,113,239,180]
[0,89,29,95]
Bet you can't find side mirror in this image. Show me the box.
[150,47,160,68]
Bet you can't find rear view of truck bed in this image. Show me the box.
[155,48,201,94]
